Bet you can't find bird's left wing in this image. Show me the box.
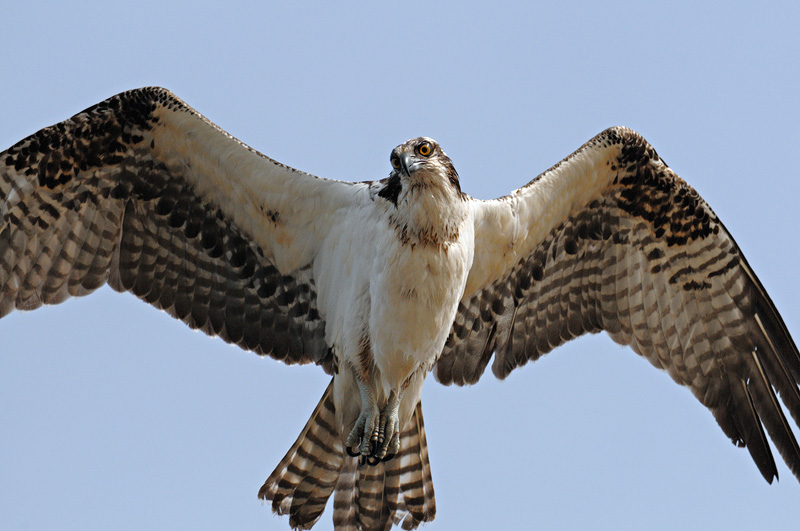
[435,127,800,483]
[0,87,366,371]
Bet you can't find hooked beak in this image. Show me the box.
[399,152,416,175]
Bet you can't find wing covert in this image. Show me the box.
[435,127,800,483]
[0,87,363,370]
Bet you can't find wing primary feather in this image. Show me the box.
[748,349,800,478]
[439,126,800,484]
[479,320,500,382]
[736,242,800,379]
[0,87,348,370]
[733,377,778,483]
[753,312,800,426]
[753,278,800,381]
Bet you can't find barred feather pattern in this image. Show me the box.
[4,86,442,530]
[436,127,800,484]
[0,87,339,370]
[333,401,435,531]
[261,381,434,531]
[259,381,344,529]
[6,88,799,525]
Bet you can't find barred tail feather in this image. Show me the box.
[386,401,436,529]
[259,380,343,530]
[333,401,436,530]
[260,384,436,530]
[332,457,360,530]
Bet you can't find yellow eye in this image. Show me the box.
[418,142,432,156]
[391,155,400,169]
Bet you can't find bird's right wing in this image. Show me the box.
[0,87,367,370]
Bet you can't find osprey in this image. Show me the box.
[2,87,798,530]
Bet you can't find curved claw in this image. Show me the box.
[373,392,401,461]
[346,383,404,465]
[346,399,380,463]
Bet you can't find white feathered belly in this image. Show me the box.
[369,226,473,391]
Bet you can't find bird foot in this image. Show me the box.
[345,389,401,465]
[346,401,380,463]
[375,394,401,462]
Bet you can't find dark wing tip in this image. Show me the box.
[0,87,335,373]
[439,125,800,484]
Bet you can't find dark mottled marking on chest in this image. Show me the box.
[378,174,401,206]
[264,209,280,224]
[387,211,462,252]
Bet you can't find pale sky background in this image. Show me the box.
[1,2,799,530]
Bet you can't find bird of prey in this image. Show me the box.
[1,87,798,530]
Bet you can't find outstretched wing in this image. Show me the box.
[435,127,800,483]
[0,87,364,371]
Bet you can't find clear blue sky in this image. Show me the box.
[1,2,799,530]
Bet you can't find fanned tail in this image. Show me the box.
[259,380,343,529]
[259,382,435,530]
[333,401,436,530]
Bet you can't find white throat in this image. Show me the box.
[392,172,467,248]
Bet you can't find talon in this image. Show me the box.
[374,390,402,461]
[348,378,404,464]
[362,423,377,457]
[348,377,382,461]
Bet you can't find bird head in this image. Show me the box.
[388,137,461,195]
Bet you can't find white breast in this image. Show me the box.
[312,179,474,404]
[368,205,475,391]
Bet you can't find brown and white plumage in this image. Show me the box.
[0,87,456,530]
[0,87,350,369]
[1,88,798,530]
[436,129,800,483]
[258,382,435,530]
